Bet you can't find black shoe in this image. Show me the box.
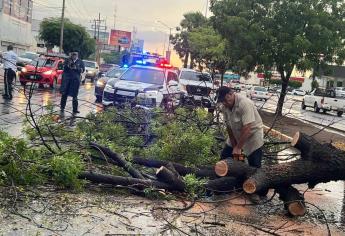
[2,95,10,100]
[73,111,80,114]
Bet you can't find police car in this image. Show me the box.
[102,64,182,109]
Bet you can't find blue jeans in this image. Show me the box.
[221,144,263,168]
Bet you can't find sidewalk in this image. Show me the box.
[260,110,345,144]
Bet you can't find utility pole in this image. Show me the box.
[113,5,117,29]
[59,0,66,53]
[205,0,209,17]
[91,13,106,65]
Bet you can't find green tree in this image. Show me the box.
[171,12,207,68]
[188,26,230,84]
[39,18,96,59]
[210,0,345,115]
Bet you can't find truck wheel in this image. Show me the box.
[301,101,306,110]
[337,111,343,117]
[314,103,320,113]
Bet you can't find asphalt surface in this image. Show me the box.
[0,73,344,137]
[240,91,345,134]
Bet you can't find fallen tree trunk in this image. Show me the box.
[215,159,257,178]
[243,132,345,194]
[156,166,185,191]
[90,142,145,179]
[276,186,306,216]
[132,156,217,178]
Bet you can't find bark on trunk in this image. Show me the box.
[90,143,145,179]
[276,186,306,216]
[132,157,217,179]
[184,52,189,68]
[275,77,289,116]
[243,132,345,193]
[156,166,185,191]
[215,159,256,178]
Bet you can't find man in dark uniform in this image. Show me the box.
[60,52,85,115]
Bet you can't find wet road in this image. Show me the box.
[0,78,101,137]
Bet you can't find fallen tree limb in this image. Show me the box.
[215,159,257,178]
[276,186,306,216]
[156,166,185,191]
[90,142,145,179]
[132,156,217,178]
[243,132,345,194]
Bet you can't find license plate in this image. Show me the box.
[116,90,135,97]
[30,75,35,79]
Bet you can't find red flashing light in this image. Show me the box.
[160,63,173,68]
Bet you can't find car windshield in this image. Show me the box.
[20,52,38,60]
[84,61,96,68]
[120,67,165,85]
[180,71,211,82]
[105,68,126,78]
[254,87,267,92]
[30,58,55,67]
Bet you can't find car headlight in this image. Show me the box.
[105,84,113,90]
[42,70,53,75]
[21,68,27,73]
[96,79,106,87]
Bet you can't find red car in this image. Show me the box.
[19,55,65,89]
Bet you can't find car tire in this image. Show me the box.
[314,103,320,113]
[337,111,343,117]
[264,98,268,102]
[323,109,327,114]
[38,84,44,89]
[301,101,306,110]
[20,81,26,87]
[91,77,95,83]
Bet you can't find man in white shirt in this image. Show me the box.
[0,45,18,100]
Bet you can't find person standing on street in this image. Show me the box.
[60,52,85,115]
[0,45,18,100]
[216,86,264,168]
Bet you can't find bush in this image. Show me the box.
[50,152,84,189]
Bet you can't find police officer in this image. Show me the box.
[60,52,85,115]
[0,45,18,100]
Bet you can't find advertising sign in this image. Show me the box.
[109,30,132,48]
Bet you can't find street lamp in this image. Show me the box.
[156,20,173,60]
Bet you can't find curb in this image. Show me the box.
[263,125,293,142]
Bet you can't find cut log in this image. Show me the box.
[90,143,145,179]
[215,159,257,178]
[132,156,217,178]
[291,132,317,158]
[156,166,185,191]
[276,186,306,216]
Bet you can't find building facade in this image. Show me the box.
[0,0,34,54]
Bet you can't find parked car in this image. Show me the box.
[302,88,345,117]
[99,63,119,76]
[334,87,345,98]
[246,86,271,101]
[103,65,182,109]
[82,60,99,83]
[95,67,127,102]
[178,68,217,111]
[19,55,65,89]
[292,89,306,96]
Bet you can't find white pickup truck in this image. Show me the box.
[302,88,345,117]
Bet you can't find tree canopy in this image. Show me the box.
[39,18,96,59]
[170,12,207,68]
[210,0,345,115]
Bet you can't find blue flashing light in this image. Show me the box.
[135,60,147,65]
[123,64,129,68]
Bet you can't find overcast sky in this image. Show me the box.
[33,0,210,65]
